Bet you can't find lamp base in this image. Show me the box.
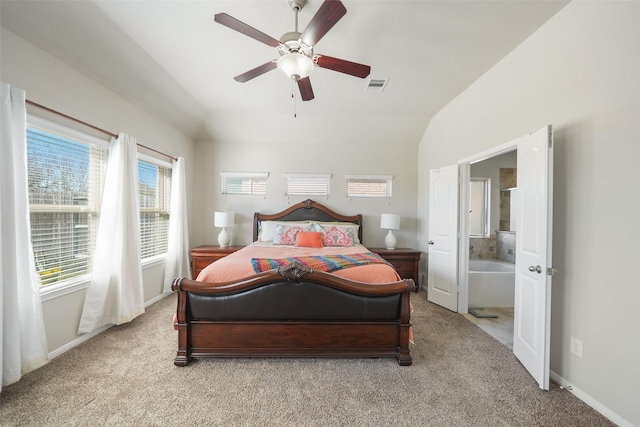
[218,228,230,247]
[384,230,397,250]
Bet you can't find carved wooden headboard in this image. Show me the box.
[253,199,363,243]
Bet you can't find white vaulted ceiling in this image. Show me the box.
[0,0,568,144]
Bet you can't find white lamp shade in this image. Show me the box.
[277,52,314,81]
[380,213,400,230]
[214,211,235,228]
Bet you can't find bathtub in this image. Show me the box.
[468,260,515,307]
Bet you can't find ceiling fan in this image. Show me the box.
[214,0,371,101]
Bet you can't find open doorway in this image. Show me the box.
[429,125,553,388]
[462,150,517,349]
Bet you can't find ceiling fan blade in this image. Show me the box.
[297,77,315,101]
[234,61,277,83]
[300,0,347,47]
[315,55,371,78]
[214,13,282,48]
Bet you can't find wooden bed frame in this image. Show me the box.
[172,199,414,366]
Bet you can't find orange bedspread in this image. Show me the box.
[196,243,401,283]
[193,243,413,344]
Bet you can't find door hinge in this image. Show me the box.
[547,267,557,276]
[548,132,553,148]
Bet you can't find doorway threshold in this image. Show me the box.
[468,307,498,318]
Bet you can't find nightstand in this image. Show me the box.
[370,248,422,292]
[190,245,243,279]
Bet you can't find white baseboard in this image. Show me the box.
[145,291,172,308]
[550,370,633,427]
[48,324,112,360]
[48,292,172,361]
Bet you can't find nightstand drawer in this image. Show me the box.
[194,257,219,270]
[389,260,416,280]
[190,246,243,279]
[370,248,422,292]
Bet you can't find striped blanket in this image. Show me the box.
[251,252,392,273]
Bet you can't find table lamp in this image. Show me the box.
[214,211,235,247]
[380,213,400,250]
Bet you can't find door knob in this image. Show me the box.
[428,240,434,245]
[528,265,542,274]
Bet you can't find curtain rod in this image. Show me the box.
[26,99,178,162]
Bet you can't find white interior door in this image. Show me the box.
[427,165,459,311]
[514,125,554,390]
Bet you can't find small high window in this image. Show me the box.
[221,172,268,195]
[346,175,393,198]
[284,173,331,197]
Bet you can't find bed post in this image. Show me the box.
[172,278,191,367]
[397,278,415,366]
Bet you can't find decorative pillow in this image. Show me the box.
[317,225,355,247]
[273,224,312,245]
[259,221,309,242]
[311,222,360,244]
[295,231,323,248]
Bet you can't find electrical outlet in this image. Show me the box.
[570,337,583,358]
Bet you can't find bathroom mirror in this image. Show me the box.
[499,167,518,231]
[500,187,518,232]
[469,178,490,237]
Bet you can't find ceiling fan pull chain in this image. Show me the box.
[292,81,297,118]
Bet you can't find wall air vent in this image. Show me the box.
[365,78,389,92]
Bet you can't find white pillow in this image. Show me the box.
[258,220,309,242]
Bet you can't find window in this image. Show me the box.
[138,157,171,260]
[284,173,331,197]
[26,118,108,288]
[346,175,393,198]
[221,172,268,195]
[469,178,490,237]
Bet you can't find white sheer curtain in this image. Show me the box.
[78,133,144,334]
[163,157,191,292]
[1,83,49,390]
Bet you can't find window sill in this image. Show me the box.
[40,254,167,302]
[141,254,167,268]
[40,277,91,302]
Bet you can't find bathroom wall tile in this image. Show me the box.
[500,168,517,189]
[497,231,516,263]
[469,237,497,260]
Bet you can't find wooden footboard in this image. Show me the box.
[172,263,414,366]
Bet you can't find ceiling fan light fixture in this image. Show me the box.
[277,52,314,81]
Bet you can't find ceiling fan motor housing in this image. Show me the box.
[279,31,312,54]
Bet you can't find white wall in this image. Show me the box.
[417,2,640,425]
[192,135,419,251]
[1,27,196,355]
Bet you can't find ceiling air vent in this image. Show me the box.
[365,78,389,92]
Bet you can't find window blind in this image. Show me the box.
[284,174,331,196]
[138,159,171,259]
[346,175,393,198]
[221,172,268,195]
[27,126,107,287]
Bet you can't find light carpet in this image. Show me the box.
[0,289,613,426]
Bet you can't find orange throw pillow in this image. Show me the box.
[295,231,323,248]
